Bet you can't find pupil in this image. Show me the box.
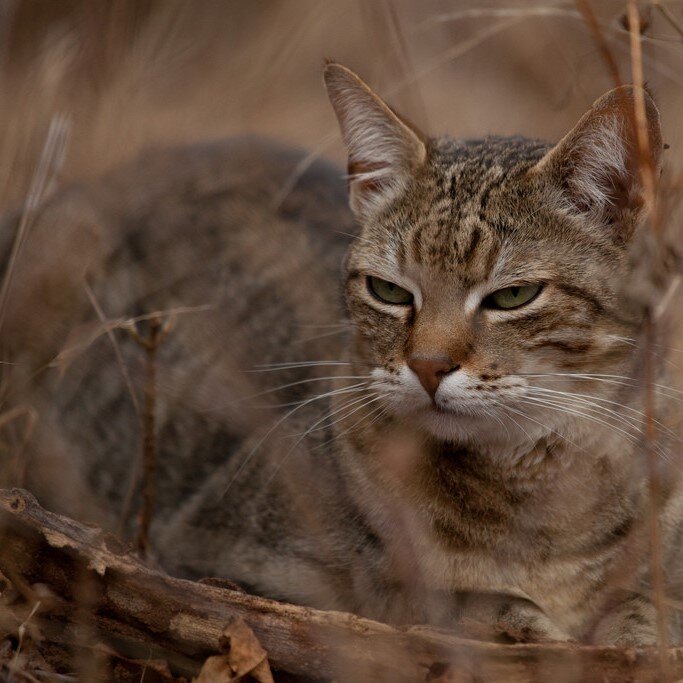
[510,286,520,298]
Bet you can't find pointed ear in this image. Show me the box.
[323,62,426,218]
[533,85,663,240]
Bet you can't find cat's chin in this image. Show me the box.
[409,404,541,449]
[412,405,506,443]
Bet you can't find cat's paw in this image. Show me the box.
[460,594,574,644]
[590,595,658,646]
[494,599,575,644]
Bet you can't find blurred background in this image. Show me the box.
[0,0,681,213]
[0,2,682,680]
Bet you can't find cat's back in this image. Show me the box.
[2,135,354,353]
[3,137,355,528]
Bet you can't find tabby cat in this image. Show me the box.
[5,63,681,648]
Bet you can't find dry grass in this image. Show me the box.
[0,0,683,681]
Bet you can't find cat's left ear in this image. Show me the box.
[533,85,663,240]
[324,62,426,218]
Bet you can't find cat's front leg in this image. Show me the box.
[590,593,658,646]
[460,593,574,644]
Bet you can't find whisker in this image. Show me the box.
[335,230,374,244]
[232,375,372,404]
[287,393,382,438]
[525,392,648,441]
[248,360,355,371]
[489,399,535,444]
[478,401,512,440]
[293,329,351,344]
[519,395,644,448]
[605,334,679,370]
[493,400,590,455]
[332,402,387,441]
[526,386,680,442]
[221,383,368,496]
[309,404,388,454]
[518,373,683,401]
[260,393,381,490]
[268,384,371,409]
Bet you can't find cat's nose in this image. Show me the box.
[408,355,459,399]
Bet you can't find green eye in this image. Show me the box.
[367,276,413,305]
[485,284,542,310]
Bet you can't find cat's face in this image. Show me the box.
[325,64,663,446]
[343,139,636,444]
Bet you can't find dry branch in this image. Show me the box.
[2,489,683,682]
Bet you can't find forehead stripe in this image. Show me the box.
[460,225,481,264]
[555,282,606,317]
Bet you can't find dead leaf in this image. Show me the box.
[193,617,273,683]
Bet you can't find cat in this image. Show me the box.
[3,62,681,648]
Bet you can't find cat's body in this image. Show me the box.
[4,65,682,647]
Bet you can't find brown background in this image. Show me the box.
[0,0,681,211]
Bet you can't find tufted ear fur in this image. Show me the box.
[323,62,426,219]
[534,85,663,241]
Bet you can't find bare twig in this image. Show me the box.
[575,0,622,87]
[3,488,683,682]
[128,315,172,557]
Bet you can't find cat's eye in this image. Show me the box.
[367,276,413,305]
[484,284,542,310]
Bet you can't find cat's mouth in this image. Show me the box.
[427,401,484,418]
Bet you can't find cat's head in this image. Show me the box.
[324,62,664,447]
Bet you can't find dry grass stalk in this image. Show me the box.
[83,282,140,418]
[8,599,41,678]
[575,0,623,87]
[0,114,70,338]
[4,404,37,487]
[0,3,682,680]
[628,1,671,679]
[652,0,683,41]
[628,1,658,219]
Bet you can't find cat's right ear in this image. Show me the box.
[323,62,426,218]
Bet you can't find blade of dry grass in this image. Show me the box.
[575,0,622,87]
[628,1,671,679]
[83,282,140,416]
[653,0,683,41]
[4,404,37,487]
[0,114,70,337]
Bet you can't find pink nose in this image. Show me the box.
[407,355,459,399]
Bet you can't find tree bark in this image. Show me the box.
[1,488,682,682]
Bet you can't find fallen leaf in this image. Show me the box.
[193,617,273,683]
